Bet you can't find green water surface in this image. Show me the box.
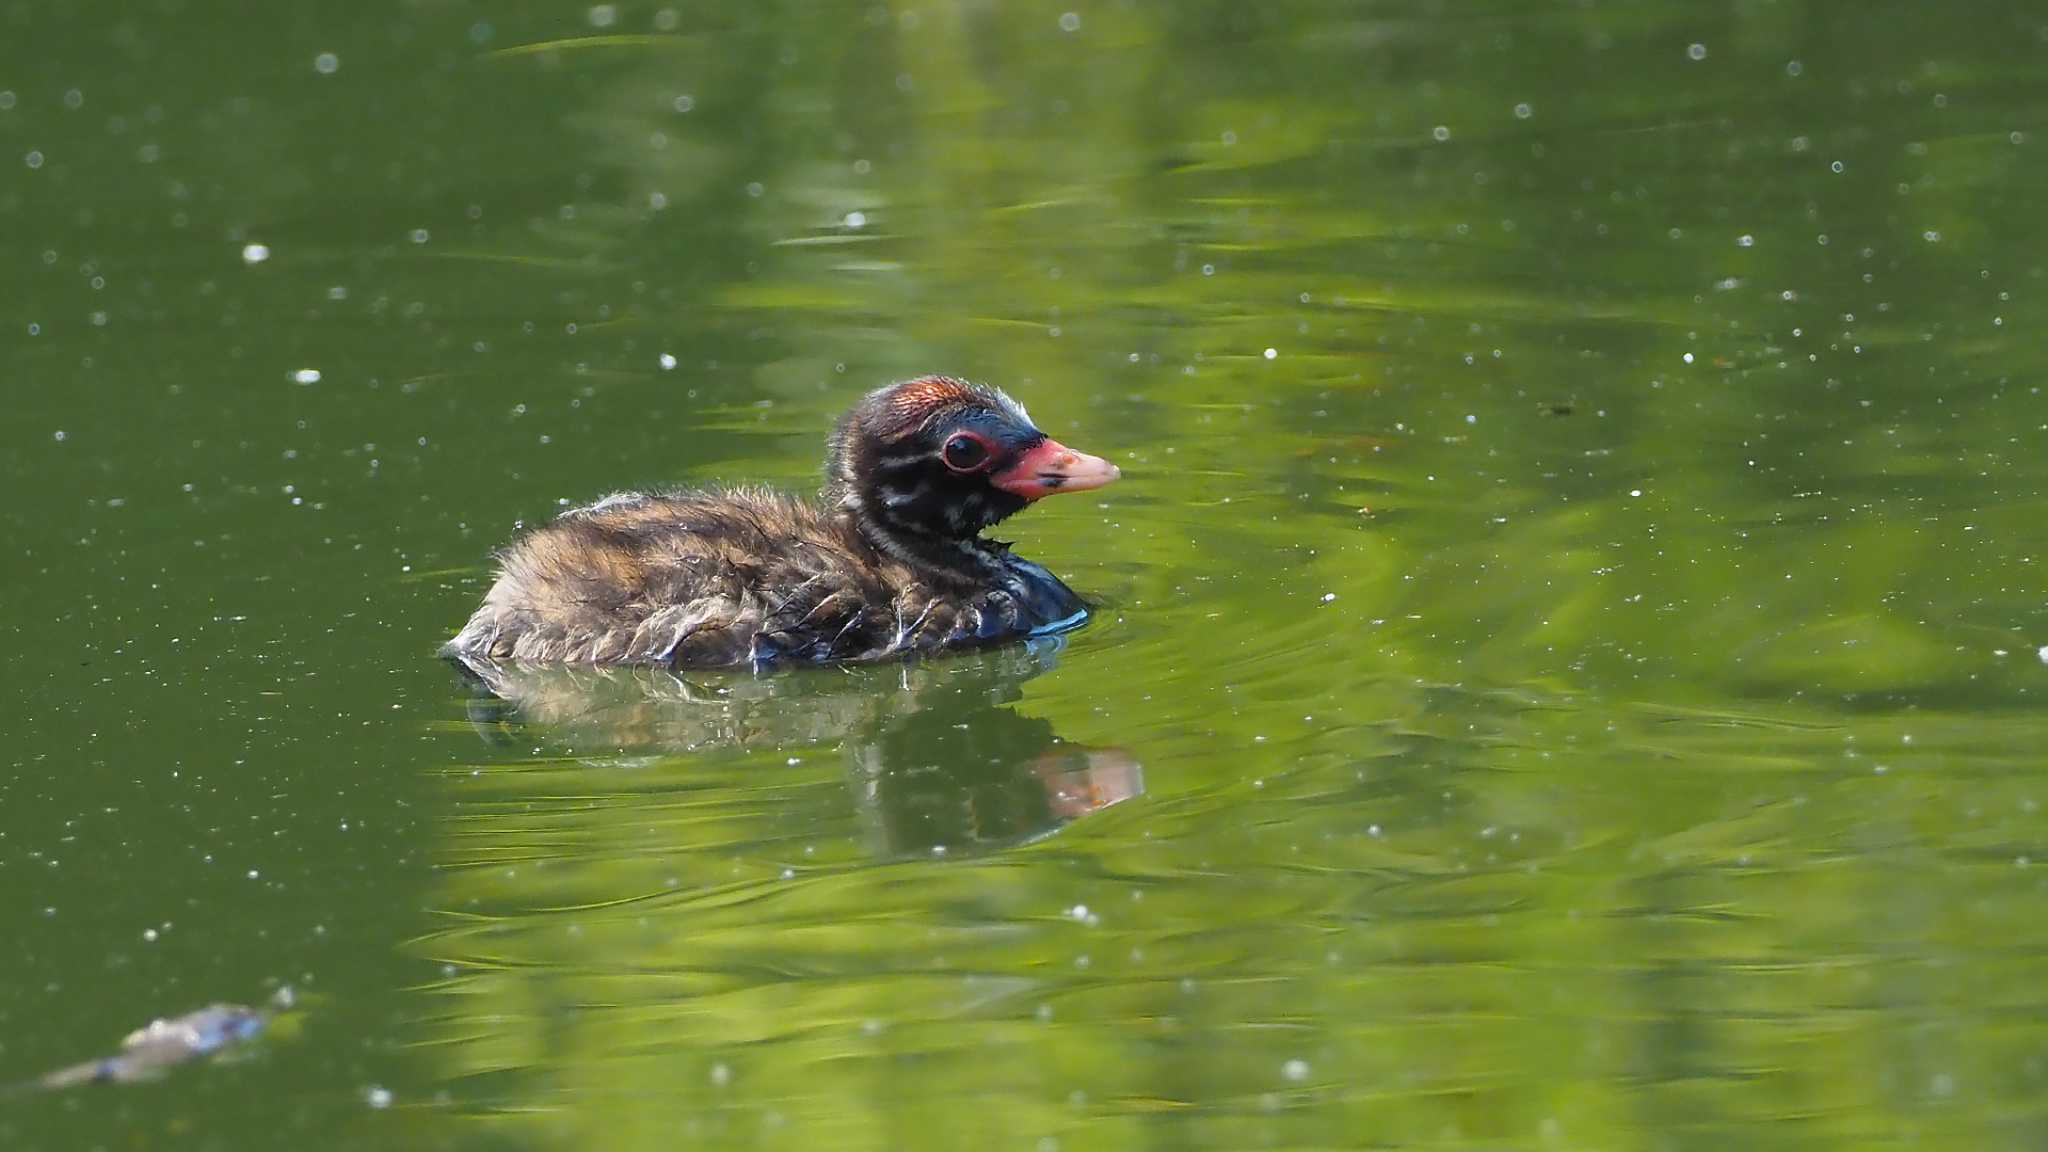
[6,2,2048,1149]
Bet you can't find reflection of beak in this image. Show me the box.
[1032,748,1144,821]
[990,437,1122,501]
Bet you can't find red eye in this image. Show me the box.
[942,433,992,472]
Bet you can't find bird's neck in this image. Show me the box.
[836,504,1008,587]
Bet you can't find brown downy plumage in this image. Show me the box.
[442,375,1121,670]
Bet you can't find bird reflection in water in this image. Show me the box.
[445,637,1141,858]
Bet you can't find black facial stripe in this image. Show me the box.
[878,478,929,509]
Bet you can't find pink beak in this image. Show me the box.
[990,437,1122,500]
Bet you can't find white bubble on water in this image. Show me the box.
[314,53,339,74]
[1059,12,1081,32]
[1282,1059,1311,1082]
[25,149,45,169]
[709,1062,732,1087]
[292,368,322,385]
[659,352,677,370]
[844,210,866,229]
[365,1086,393,1109]
[1263,347,1278,360]
[1688,43,1708,60]
[242,243,270,265]
[588,4,618,28]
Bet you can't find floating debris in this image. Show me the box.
[14,988,293,1093]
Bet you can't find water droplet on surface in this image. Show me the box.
[1058,11,1080,32]
[1688,43,1708,60]
[241,243,270,265]
[1263,347,1278,360]
[292,369,322,385]
[1282,1059,1310,1082]
[365,1086,393,1109]
[659,352,677,370]
[314,53,339,74]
